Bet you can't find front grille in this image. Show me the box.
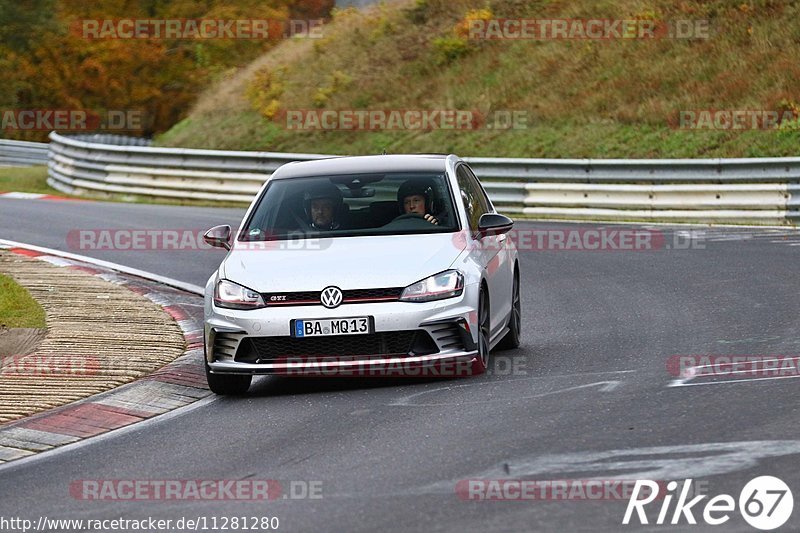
[343,288,403,301]
[262,287,403,306]
[235,330,437,362]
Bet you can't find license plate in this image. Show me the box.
[292,317,373,338]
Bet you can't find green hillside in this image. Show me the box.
[156,0,800,158]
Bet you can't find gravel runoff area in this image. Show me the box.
[0,250,186,423]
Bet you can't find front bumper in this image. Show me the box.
[205,284,480,376]
[208,351,478,377]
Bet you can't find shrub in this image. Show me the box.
[246,67,285,119]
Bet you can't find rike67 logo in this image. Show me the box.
[623,476,794,530]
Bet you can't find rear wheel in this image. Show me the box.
[470,288,491,375]
[497,268,521,350]
[205,362,251,395]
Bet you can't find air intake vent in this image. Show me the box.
[430,323,466,352]
[212,331,247,360]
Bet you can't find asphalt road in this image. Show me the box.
[1,197,800,532]
[0,199,244,286]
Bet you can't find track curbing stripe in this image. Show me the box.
[0,242,211,466]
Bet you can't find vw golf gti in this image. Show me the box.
[202,154,520,394]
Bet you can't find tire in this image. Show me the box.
[497,268,521,350]
[470,287,491,375]
[205,362,252,395]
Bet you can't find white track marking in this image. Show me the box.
[390,373,627,407]
[0,192,46,199]
[0,238,203,294]
[670,374,800,387]
[669,356,800,387]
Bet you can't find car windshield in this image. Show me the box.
[239,172,459,241]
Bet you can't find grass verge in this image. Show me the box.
[0,166,250,208]
[156,0,800,158]
[0,273,46,328]
[0,166,53,195]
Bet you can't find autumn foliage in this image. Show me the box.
[0,0,334,140]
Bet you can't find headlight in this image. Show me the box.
[214,279,266,310]
[400,270,464,302]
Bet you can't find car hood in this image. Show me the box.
[221,233,465,292]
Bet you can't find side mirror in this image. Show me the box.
[203,225,232,250]
[477,213,514,237]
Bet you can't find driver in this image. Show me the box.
[304,182,344,230]
[397,180,439,225]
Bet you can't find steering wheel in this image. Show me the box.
[393,213,428,221]
[395,212,448,225]
[395,212,442,226]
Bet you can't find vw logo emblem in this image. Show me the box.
[320,286,343,309]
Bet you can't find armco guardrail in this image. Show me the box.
[47,131,800,224]
[66,133,153,147]
[48,132,327,203]
[0,139,49,167]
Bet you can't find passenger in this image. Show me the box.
[303,182,344,230]
[397,180,439,225]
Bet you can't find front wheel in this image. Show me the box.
[205,363,252,395]
[470,288,491,375]
[497,269,521,350]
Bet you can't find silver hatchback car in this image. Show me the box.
[202,154,520,394]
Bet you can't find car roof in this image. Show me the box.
[271,154,457,180]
